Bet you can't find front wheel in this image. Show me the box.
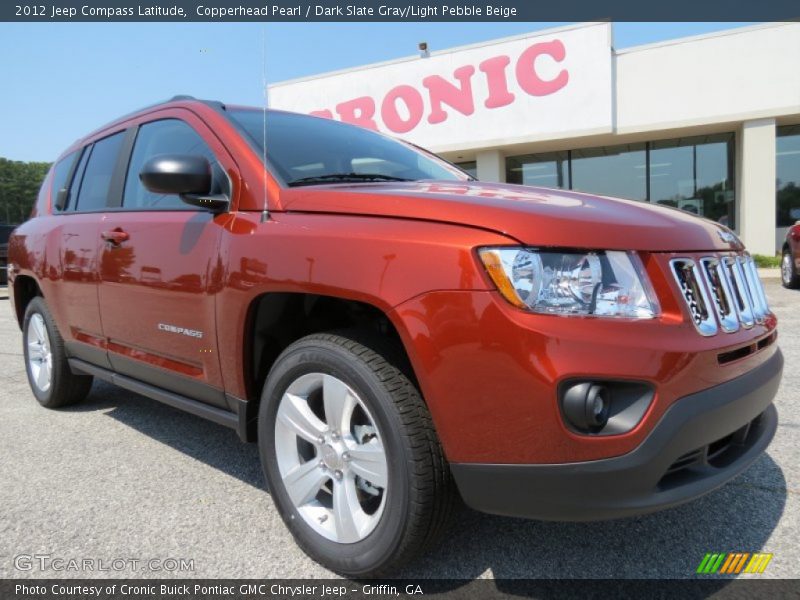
[782,248,800,289]
[258,332,454,576]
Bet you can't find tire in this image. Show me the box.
[258,332,454,576]
[782,248,800,289]
[22,296,93,408]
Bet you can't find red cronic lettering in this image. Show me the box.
[381,85,424,133]
[478,55,515,109]
[422,65,476,124]
[307,38,570,133]
[335,96,378,130]
[515,39,569,96]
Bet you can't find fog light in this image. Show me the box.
[559,379,654,436]
[562,383,611,433]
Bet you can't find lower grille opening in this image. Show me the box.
[664,448,705,475]
[718,345,754,365]
[658,413,763,490]
[707,433,735,463]
[718,332,777,366]
[758,332,777,351]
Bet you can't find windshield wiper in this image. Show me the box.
[287,173,413,186]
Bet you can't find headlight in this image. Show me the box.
[478,247,660,318]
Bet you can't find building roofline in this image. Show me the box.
[615,21,798,55]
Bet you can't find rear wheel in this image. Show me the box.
[258,332,454,576]
[23,296,93,408]
[782,248,800,289]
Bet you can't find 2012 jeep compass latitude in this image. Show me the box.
[8,97,782,576]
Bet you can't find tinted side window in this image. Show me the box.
[50,150,78,212]
[69,148,91,211]
[74,132,125,211]
[123,120,225,209]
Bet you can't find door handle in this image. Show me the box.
[101,228,129,245]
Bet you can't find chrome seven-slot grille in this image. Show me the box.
[670,253,770,336]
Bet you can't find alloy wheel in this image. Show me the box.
[782,252,793,285]
[274,372,388,543]
[26,313,52,393]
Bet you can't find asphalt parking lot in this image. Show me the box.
[0,280,797,580]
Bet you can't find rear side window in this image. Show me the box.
[73,132,125,211]
[50,151,78,212]
[123,119,225,210]
[69,149,91,210]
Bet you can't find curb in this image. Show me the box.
[758,268,781,279]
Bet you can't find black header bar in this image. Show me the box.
[2,0,800,22]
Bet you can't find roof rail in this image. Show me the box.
[72,95,232,151]
[169,95,226,112]
[114,95,226,123]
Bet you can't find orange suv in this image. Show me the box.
[9,97,782,575]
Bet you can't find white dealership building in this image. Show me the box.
[269,22,800,255]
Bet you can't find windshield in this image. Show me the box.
[227,108,471,186]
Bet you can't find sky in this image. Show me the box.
[0,21,755,162]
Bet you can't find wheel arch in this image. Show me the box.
[12,274,42,329]
[237,291,423,442]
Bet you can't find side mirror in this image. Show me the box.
[139,155,229,212]
[54,187,69,211]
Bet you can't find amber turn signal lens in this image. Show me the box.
[478,249,528,310]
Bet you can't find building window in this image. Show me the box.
[506,151,569,188]
[505,134,736,228]
[777,125,800,227]
[649,133,735,229]
[454,161,477,178]
[571,143,647,202]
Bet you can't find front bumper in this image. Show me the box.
[451,348,782,521]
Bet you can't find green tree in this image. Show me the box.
[0,158,51,225]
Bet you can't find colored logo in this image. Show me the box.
[696,552,773,575]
